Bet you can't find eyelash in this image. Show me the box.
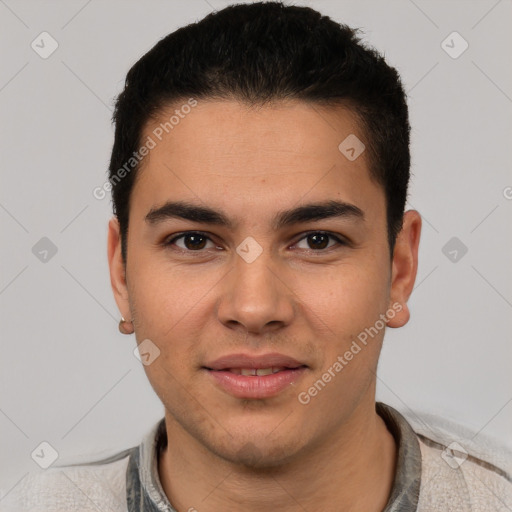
[163,230,347,254]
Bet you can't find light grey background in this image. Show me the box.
[1,0,511,493]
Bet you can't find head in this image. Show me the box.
[108,1,421,467]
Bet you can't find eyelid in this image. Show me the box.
[290,230,347,251]
[164,230,347,252]
[164,231,219,249]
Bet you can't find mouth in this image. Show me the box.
[212,366,295,376]
[203,353,308,399]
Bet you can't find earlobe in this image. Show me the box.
[387,210,422,329]
[107,217,130,316]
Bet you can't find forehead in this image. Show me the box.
[132,99,384,226]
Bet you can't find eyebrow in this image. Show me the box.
[144,199,365,230]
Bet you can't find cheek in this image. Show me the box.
[128,262,216,374]
[128,257,211,330]
[294,268,388,418]
[293,260,389,336]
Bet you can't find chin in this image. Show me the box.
[207,428,304,470]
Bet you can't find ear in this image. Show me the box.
[107,216,130,318]
[387,210,422,328]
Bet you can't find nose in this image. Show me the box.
[216,247,295,335]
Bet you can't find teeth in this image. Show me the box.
[229,367,286,376]
[255,368,273,376]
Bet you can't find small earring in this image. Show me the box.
[119,316,134,335]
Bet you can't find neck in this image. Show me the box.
[158,397,397,512]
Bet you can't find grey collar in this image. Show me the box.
[126,402,421,511]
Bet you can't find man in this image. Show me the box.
[3,2,511,511]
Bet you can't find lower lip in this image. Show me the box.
[206,368,307,399]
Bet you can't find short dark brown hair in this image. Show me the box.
[109,1,410,263]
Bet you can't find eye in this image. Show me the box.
[164,231,218,251]
[163,230,346,253]
[293,231,345,251]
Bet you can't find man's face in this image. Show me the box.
[110,100,404,467]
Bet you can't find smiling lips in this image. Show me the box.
[227,367,287,376]
[204,353,308,399]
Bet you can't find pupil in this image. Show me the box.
[182,234,329,251]
[185,234,206,250]
[309,233,328,249]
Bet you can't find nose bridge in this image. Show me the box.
[217,239,294,333]
[235,242,276,296]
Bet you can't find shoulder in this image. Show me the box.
[418,434,512,510]
[1,448,134,512]
[405,410,512,511]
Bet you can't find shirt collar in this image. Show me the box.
[126,402,421,511]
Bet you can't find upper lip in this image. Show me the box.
[204,353,307,370]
